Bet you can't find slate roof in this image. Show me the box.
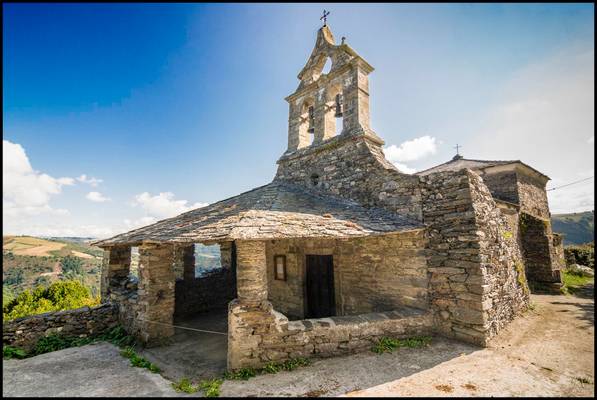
[416,156,550,179]
[93,181,423,247]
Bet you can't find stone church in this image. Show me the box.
[94,24,563,370]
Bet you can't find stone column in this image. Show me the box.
[220,242,233,270]
[100,245,131,302]
[137,243,176,346]
[235,240,268,305]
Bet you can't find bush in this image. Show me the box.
[61,255,84,276]
[3,345,27,359]
[3,280,100,321]
[564,243,594,269]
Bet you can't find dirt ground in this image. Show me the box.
[3,287,593,397]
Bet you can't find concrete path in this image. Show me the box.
[3,289,593,397]
[2,343,182,397]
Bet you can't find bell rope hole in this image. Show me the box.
[310,173,320,187]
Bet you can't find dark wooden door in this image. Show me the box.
[305,255,335,318]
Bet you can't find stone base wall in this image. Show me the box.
[265,231,428,320]
[227,300,432,370]
[174,268,236,318]
[420,169,529,346]
[3,303,119,351]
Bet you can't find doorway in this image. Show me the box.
[305,255,336,318]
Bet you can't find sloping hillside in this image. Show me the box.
[551,210,594,245]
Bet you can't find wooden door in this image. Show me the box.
[305,255,335,318]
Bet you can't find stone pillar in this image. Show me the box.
[100,245,131,302]
[137,243,176,346]
[180,245,195,281]
[220,242,233,270]
[235,240,268,305]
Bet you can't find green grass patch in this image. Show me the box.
[171,377,199,394]
[223,357,312,382]
[223,367,257,380]
[120,346,160,373]
[371,336,432,354]
[561,270,594,295]
[199,378,223,397]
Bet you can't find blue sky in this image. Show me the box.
[3,3,594,237]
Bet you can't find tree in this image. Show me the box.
[61,256,84,276]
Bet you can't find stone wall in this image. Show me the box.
[275,135,422,221]
[517,172,550,219]
[3,303,119,351]
[227,299,432,370]
[520,213,562,286]
[420,169,529,346]
[265,231,428,320]
[479,171,519,204]
[174,268,236,317]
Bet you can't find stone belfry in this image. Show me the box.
[284,24,383,152]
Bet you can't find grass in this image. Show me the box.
[223,357,311,381]
[561,270,594,295]
[3,325,135,360]
[171,377,199,394]
[120,346,160,373]
[371,336,432,354]
[199,378,223,397]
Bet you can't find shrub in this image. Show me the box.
[564,243,594,269]
[3,280,100,321]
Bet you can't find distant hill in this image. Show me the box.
[551,210,594,245]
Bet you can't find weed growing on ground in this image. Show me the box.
[223,367,257,380]
[223,357,312,383]
[120,346,160,373]
[199,378,223,397]
[171,377,199,393]
[3,345,27,359]
[371,336,432,354]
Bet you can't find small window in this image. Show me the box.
[310,173,320,187]
[274,255,286,281]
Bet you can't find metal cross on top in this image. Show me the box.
[454,144,462,155]
[320,10,330,26]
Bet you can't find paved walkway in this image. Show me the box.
[3,288,594,397]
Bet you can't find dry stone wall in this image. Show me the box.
[275,135,422,221]
[265,231,428,320]
[3,303,118,351]
[420,169,529,346]
[517,173,550,219]
[227,299,432,370]
[479,171,519,204]
[174,268,236,317]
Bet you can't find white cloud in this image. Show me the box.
[77,174,103,187]
[470,46,594,213]
[123,216,158,230]
[132,192,207,219]
[86,191,111,203]
[393,163,417,174]
[3,140,74,217]
[3,222,117,239]
[384,135,438,173]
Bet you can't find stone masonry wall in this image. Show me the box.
[420,169,529,346]
[479,171,519,204]
[265,231,428,320]
[275,135,422,221]
[174,268,236,317]
[520,213,561,285]
[3,303,119,351]
[517,173,550,220]
[227,299,432,370]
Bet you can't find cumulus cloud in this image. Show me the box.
[123,216,158,230]
[384,135,438,173]
[132,192,208,219]
[3,222,117,239]
[3,140,74,217]
[469,46,594,213]
[77,174,103,187]
[86,191,111,203]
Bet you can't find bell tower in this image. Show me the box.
[284,24,383,153]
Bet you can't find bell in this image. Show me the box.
[334,94,343,118]
[307,106,315,133]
